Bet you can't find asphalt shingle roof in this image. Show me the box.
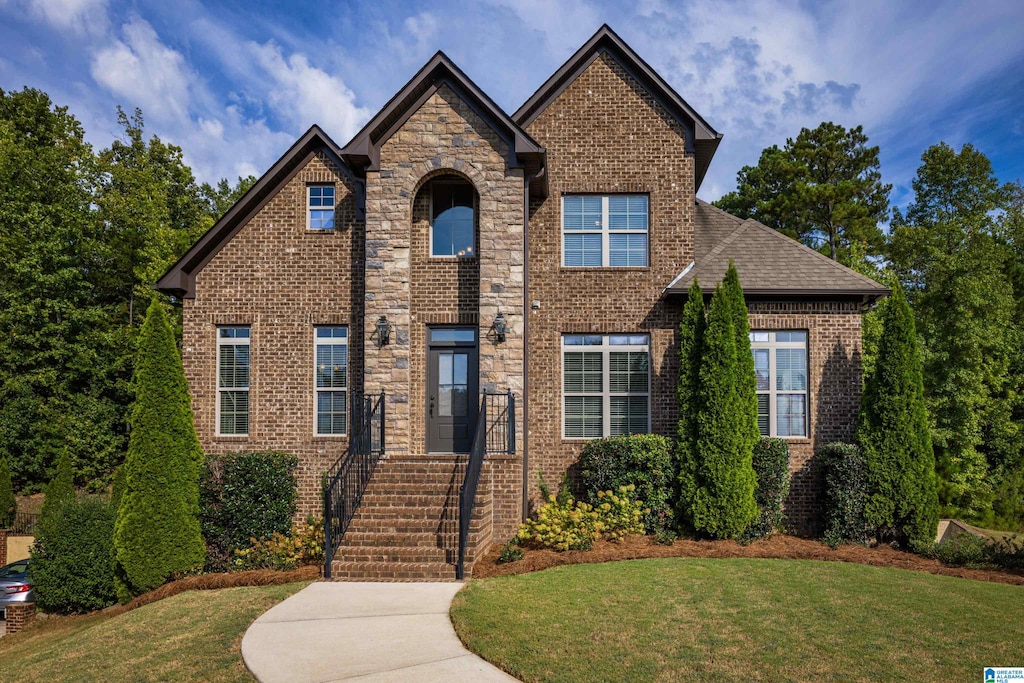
[666,200,889,299]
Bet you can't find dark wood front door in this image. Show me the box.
[427,328,478,453]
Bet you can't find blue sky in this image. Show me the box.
[1,0,1022,208]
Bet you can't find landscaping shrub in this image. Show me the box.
[723,263,761,460]
[0,455,14,527]
[577,434,675,532]
[742,438,791,542]
[30,498,117,613]
[39,449,75,528]
[200,451,298,571]
[232,515,324,571]
[819,442,869,547]
[114,299,205,601]
[688,284,758,539]
[985,535,1024,572]
[497,541,524,564]
[676,279,706,523]
[929,533,989,568]
[857,284,939,551]
[518,483,645,551]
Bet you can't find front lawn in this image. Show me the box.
[0,581,309,682]
[452,558,1024,682]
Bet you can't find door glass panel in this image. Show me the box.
[430,329,476,343]
[451,352,468,416]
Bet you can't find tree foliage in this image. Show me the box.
[688,285,759,539]
[723,262,760,457]
[888,142,1015,522]
[676,279,706,522]
[0,456,14,528]
[40,449,76,530]
[114,299,205,599]
[857,285,939,550]
[715,122,890,264]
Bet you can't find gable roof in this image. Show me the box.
[156,125,356,299]
[513,24,722,193]
[665,200,889,302]
[339,51,545,190]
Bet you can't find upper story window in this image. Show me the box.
[217,327,250,436]
[308,185,335,230]
[430,177,475,257]
[315,326,348,436]
[750,331,808,438]
[562,334,650,439]
[562,195,648,267]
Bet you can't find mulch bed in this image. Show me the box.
[472,534,1024,586]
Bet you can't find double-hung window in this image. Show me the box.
[308,185,335,230]
[562,195,648,267]
[315,327,348,435]
[750,331,808,437]
[563,334,650,438]
[217,327,250,436]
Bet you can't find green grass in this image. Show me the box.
[451,558,1024,683]
[0,581,309,682]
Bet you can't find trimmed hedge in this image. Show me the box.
[742,438,791,541]
[30,498,118,613]
[577,434,675,532]
[819,442,868,547]
[200,451,298,571]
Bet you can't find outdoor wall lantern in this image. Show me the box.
[490,312,508,343]
[374,315,393,347]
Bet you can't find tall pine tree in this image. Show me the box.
[39,449,75,529]
[858,284,939,549]
[114,299,205,599]
[689,285,758,539]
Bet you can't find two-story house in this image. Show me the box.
[158,25,887,580]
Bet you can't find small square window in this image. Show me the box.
[308,185,335,230]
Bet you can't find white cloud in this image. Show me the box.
[91,18,194,124]
[247,40,370,141]
[24,0,108,37]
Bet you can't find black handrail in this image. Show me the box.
[457,390,515,579]
[323,391,385,578]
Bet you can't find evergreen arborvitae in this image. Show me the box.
[40,450,75,530]
[677,280,706,525]
[0,456,15,528]
[110,464,126,513]
[690,285,758,538]
[858,284,939,550]
[723,262,761,457]
[114,299,205,599]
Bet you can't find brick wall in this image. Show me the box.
[4,602,35,634]
[748,300,863,535]
[184,152,364,518]
[523,52,695,510]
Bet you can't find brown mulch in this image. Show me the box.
[107,565,321,616]
[472,534,1024,586]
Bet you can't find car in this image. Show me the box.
[0,559,34,618]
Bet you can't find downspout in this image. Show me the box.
[521,166,544,521]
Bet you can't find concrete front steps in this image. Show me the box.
[329,456,491,581]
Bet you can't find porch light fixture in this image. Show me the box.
[374,315,393,347]
[490,312,508,343]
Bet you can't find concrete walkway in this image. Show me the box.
[241,582,518,682]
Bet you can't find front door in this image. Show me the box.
[427,328,478,453]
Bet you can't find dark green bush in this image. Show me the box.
[31,498,117,614]
[200,451,298,571]
[0,456,14,528]
[819,443,868,547]
[929,533,989,568]
[577,434,675,532]
[497,541,524,563]
[742,439,791,542]
[985,535,1024,571]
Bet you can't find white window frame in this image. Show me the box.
[216,326,250,437]
[561,334,651,439]
[750,330,809,439]
[429,179,476,259]
[561,194,649,268]
[307,184,336,231]
[314,326,348,437]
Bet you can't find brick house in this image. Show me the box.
[158,25,887,579]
